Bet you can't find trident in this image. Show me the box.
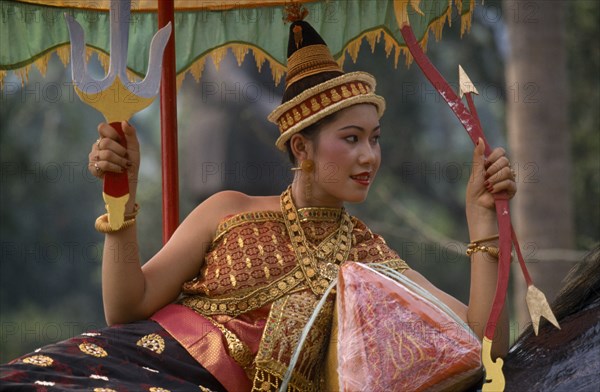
[65,0,172,229]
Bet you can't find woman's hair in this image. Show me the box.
[282,71,343,164]
[284,112,340,164]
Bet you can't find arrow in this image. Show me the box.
[459,65,483,131]
[459,65,480,97]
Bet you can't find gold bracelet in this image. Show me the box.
[105,203,140,220]
[95,213,136,233]
[466,243,500,258]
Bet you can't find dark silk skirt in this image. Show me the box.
[0,320,227,392]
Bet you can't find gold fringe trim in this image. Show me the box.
[0,44,144,89]
[0,44,71,88]
[1,0,474,90]
[460,0,475,37]
[338,0,475,69]
[175,43,287,88]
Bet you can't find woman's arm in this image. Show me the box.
[100,191,243,325]
[90,122,251,325]
[464,139,515,358]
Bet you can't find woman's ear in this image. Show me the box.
[289,134,313,162]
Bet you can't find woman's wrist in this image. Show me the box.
[466,204,497,240]
[125,197,137,216]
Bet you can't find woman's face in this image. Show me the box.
[308,104,381,206]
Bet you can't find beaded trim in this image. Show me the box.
[297,207,342,222]
[214,208,343,241]
[180,268,306,317]
[269,72,385,150]
[377,258,410,273]
[215,211,282,242]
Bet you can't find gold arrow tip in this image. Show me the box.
[459,65,479,97]
[526,285,561,336]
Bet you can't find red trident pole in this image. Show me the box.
[158,0,179,243]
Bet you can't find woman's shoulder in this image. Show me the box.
[208,190,278,211]
[193,190,280,224]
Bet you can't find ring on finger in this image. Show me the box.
[94,162,102,175]
[96,138,102,150]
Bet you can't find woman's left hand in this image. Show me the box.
[466,138,517,212]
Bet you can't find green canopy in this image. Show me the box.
[1,0,475,87]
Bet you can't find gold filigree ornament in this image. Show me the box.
[205,317,254,370]
[149,387,171,392]
[94,389,117,392]
[136,333,166,354]
[280,186,353,295]
[22,354,53,367]
[78,342,108,357]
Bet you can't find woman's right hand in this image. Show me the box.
[88,121,140,212]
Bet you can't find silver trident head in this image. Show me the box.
[65,0,172,120]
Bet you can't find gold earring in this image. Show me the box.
[291,159,314,173]
[291,160,314,201]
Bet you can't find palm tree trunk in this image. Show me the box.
[503,0,575,335]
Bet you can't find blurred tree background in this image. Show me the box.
[1,0,598,362]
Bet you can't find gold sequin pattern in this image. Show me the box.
[78,342,107,357]
[22,355,53,367]
[136,333,165,354]
[183,208,343,299]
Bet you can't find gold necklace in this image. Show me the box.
[281,186,353,295]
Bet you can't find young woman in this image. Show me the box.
[1,19,514,392]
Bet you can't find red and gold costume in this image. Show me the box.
[153,187,409,391]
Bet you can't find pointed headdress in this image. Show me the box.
[268,5,385,150]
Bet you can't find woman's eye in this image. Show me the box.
[371,135,380,144]
[345,135,358,143]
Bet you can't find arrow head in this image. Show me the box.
[526,284,561,335]
[459,65,479,98]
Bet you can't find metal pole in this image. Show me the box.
[158,0,179,243]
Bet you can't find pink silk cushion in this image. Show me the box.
[330,262,482,392]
